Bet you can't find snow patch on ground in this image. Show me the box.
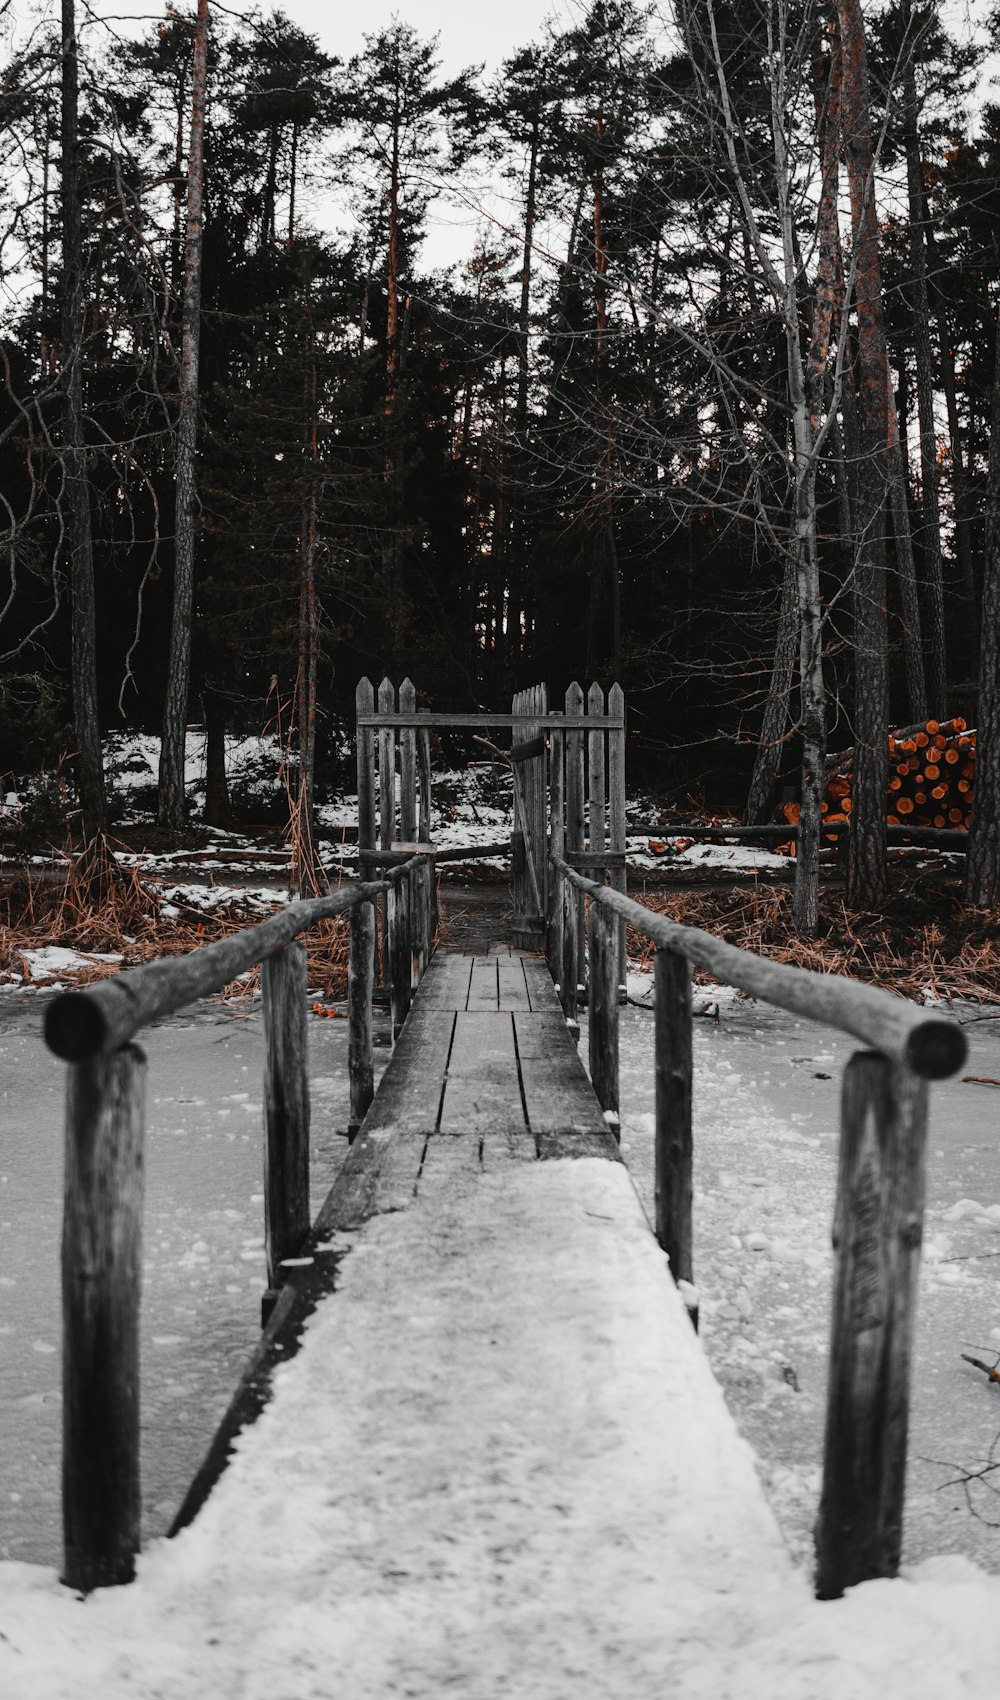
[18,946,123,982]
[2,1158,1000,1697]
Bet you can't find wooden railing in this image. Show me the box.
[43,851,441,1593]
[550,853,968,1602]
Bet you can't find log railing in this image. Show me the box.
[549,853,968,1602]
[43,849,444,1594]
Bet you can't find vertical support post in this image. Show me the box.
[654,948,695,1326]
[62,1044,146,1591]
[348,897,375,1138]
[418,729,437,949]
[356,673,376,886]
[389,869,412,1038]
[399,677,417,841]
[561,870,579,1035]
[587,681,606,999]
[815,1051,928,1600]
[547,728,565,979]
[587,898,619,1131]
[533,682,548,932]
[565,681,586,995]
[262,941,310,1309]
[377,676,395,986]
[608,681,627,995]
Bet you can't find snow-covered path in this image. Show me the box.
[3,1145,1000,1696]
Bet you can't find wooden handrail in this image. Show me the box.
[552,856,966,1080]
[549,849,967,1602]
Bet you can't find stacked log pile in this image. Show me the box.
[807,719,975,831]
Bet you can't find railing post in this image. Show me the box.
[262,941,310,1317]
[348,897,375,1139]
[389,869,412,1039]
[561,872,579,1036]
[548,730,565,983]
[654,947,696,1327]
[587,898,619,1133]
[63,1043,146,1591]
[815,1050,928,1600]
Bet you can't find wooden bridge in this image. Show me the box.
[36,679,971,1692]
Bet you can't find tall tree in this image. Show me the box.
[60,0,106,836]
[159,0,209,828]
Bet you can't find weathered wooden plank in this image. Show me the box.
[360,1009,455,1137]
[377,676,395,990]
[466,957,500,1011]
[399,678,417,842]
[480,1127,538,1165]
[565,682,586,992]
[262,942,310,1294]
[815,1052,928,1600]
[63,1044,145,1591]
[520,956,563,1013]
[356,712,625,729]
[537,1127,622,1162]
[654,948,694,1318]
[439,1011,524,1135]
[416,1135,484,1187]
[371,1131,428,1214]
[514,1012,608,1136]
[547,728,565,985]
[496,956,531,1009]
[414,954,475,1010]
[348,897,375,1136]
[608,681,627,989]
[356,677,376,878]
[588,900,619,1123]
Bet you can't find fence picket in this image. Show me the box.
[565,682,586,992]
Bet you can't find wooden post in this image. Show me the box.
[399,677,417,842]
[377,676,395,987]
[548,728,565,981]
[587,682,606,998]
[565,681,586,995]
[262,942,310,1310]
[608,681,627,994]
[389,870,411,1038]
[587,898,619,1130]
[356,676,376,881]
[417,729,437,954]
[814,1050,928,1600]
[561,869,579,1034]
[654,947,695,1325]
[348,897,375,1138]
[62,1044,145,1591]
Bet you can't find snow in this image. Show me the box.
[18,946,123,981]
[3,1154,1000,1696]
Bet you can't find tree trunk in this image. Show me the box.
[902,13,947,715]
[61,0,106,839]
[964,318,1000,906]
[294,331,321,897]
[885,351,927,721]
[745,555,797,825]
[839,0,889,909]
[159,0,208,829]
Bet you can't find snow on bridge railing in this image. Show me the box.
[41,842,497,1595]
[550,853,968,1604]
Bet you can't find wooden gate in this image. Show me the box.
[355,677,626,979]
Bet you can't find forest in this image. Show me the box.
[2,0,1000,936]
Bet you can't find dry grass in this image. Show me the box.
[626,877,1000,1007]
[0,837,351,1002]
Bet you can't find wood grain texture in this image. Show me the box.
[348,899,375,1134]
[815,1052,928,1599]
[62,1045,146,1590]
[440,1011,524,1135]
[262,942,310,1290]
[466,957,500,1010]
[654,949,694,1305]
[415,954,475,1009]
[356,677,376,878]
[520,955,564,1013]
[514,1013,607,1137]
[360,1007,456,1137]
[399,678,417,841]
[496,956,531,1010]
[587,900,619,1119]
[608,682,627,988]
